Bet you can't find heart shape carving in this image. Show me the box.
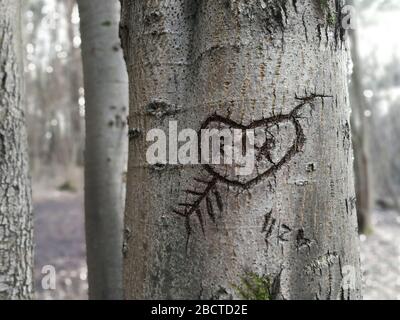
[199,107,305,189]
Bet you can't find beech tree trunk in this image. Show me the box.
[121,0,362,300]
[0,0,33,300]
[78,0,128,300]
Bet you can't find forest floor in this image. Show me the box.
[32,183,400,300]
[33,184,88,300]
[360,208,400,300]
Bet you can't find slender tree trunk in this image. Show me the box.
[65,0,84,169]
[0,0,33,300]
[348,1,372,235]
[121,0,362,300]
[78,0,128,300]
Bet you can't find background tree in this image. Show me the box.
[78,0,128,300]
[121,0,362,299]
[352,0,400,211]
[24,0,84,186]
[0,0,33,299]
[348,0,372,234]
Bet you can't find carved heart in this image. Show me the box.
[199,110,305,189]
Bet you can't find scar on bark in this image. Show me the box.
[145,100,183,119]
[173,93,333,245]
[262,209,276,249]
[278,223,292,243]
[296,228,313,251]
[128,128,141,141]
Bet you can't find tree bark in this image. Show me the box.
[78,0,128,300]
[0,0,33,300]
[121,0,362,300]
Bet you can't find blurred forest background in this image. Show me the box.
[23,0,400,299]
[24,0,86,299]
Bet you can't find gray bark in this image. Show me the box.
[121,0,362,300]
[0,0,33,300]
[78,0,128,300]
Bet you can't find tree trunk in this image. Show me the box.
[65,0,84,169]
[78,0,128,300]
[0,0,33,300]
[121,0,362,300]
[348,0,372,235]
